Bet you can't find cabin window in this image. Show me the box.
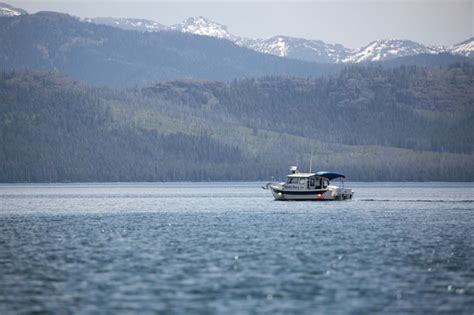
[309,177,315,187]
[300,178,307,187]
[316,178,322,189]
[287,177,298,184]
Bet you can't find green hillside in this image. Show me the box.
[1,64,473,182]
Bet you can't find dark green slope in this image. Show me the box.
[0,71,247,182]
[0,12,337,87]
[1,64,473,182]
[142,64,474,154]
[382,53,473,68]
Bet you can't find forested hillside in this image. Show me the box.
[1,64,473,182]
[0,71,245,181]
[382,53,473,68]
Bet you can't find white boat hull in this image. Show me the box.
[269,184,353,201]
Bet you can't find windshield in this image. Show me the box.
[287,177,298,184]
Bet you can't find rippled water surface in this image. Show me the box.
[1,182,473,314]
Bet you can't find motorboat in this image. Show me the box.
[264,166,353,201]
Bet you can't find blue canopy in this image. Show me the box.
[315,171,345,180]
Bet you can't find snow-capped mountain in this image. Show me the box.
[0,2,27,16]
[79,13,474,63]
[342,39,441,63]
[163,17,474,63]
[171,16,236,41]
[84,17,168,32]
[242,36,351,63]
[169,18,349,63]
[3,0,470,65]
[449,37,474,58]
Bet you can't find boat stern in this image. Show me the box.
[329,185,353,200]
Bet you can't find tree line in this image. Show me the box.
[0,64,473,182]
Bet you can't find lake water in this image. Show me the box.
[0,182,473,314]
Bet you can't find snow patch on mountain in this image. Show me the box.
[243,36,351,63]
[0,2,27,16]
[171,16,236,41]
[248,36,290,57]
[342,39,441,63]
[84,17,168,32]
[449,38,474,58]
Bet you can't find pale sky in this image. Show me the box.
[8,0,474,48]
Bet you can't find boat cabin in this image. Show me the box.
[285,171,345,190]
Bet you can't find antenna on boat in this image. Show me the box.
[309,150,313,173]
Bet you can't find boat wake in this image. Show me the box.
[359,199,474,203]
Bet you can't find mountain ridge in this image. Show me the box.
[80,14,474,63]
[0,11,339,86]
[1,2,471,63]
[85,17,167,32]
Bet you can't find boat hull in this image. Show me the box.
[270,186,353,201]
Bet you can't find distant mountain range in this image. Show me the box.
[0,11,339,86]
[2,2,473,64]
[89,16,473,64]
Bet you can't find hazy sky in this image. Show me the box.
[9,0,473,48]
